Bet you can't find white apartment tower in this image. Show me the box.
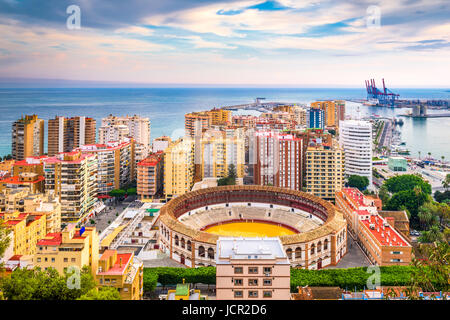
[339,120,373,188]
[99,115,151,161]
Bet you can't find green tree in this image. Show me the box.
[384,174,432,195]
[409,242,449,297]
[434,190,450,203]
[126,187,137,195]
[418,225,443,243]
[108,189,126,198]
[0,265,97,300]
[442,174,450,190]
[378,185,390,206]
[347,175,369,191]
[385,189,428,226]
[217,164,237,186]
[77,287,121,300]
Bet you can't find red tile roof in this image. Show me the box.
[342,188,365,206]
[37,232,62,246]
[98,253,133,275]
[361,215,409,247]
[0,175,45,184]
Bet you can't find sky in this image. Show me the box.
[0,0,449,87]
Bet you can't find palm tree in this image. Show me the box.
[427,152,431,159]
[442,174,450,190]
[418,151,421,160]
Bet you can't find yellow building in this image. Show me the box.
[305,134,345,201]
[195,129,245,182]
[0,172,45,193]
[34,224,99,275]
[96,249,143,300]
[311,101,336,127]
[11,115,45,161]
[0,159,15,175]
[163,138,195,200]
[0,188,61,233]
[0,212,46,257]
[185,108,232,137]
[210,108,232,125]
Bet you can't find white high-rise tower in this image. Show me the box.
[339,120,373,188]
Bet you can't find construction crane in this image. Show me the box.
[365,78,400,107]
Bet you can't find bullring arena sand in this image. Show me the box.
[203,221,296,237]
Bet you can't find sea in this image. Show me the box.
[0,87,449,159]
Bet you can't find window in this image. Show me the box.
[71,258,76,262]
[248,279,258,286]
[37,258,41,263]
[64,258,68,262]
[234,267,243,274]
[234,291,243,298]
[263,291,272,298]
[234,279,243,286]
[263,267,272,274]
[51,258,55,263]
[263,279,272,286]
[248,291,258,298]
[248,267,258,274]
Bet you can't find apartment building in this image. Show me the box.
[335,100,346,125]
[216,237,291,300]
[335,188,412,266]
[308,108,325,129]
[12,156,46,176]
[305,134,345,201]
[34,224,99,275]
[311,101,337,127]
[152,136,172,153]
[12,115,44,161]
[194,129,245,182]
[163,138,194,200]
[339,120,373,187]
[0,172,45,193]
[0,212,46,257]
[0,188,61,233]
[43,151,98,225]
[77,139,135,196]
[48,116,96,156]
[137,152,164,200]
[99,115,151,161]
[253,131,303,191]
[96,249,144,300]
[0,159,15,176]
[185,111,212,137]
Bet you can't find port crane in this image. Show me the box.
[365,78,400,107]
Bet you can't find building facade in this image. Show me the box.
[305,134,345,201]
[253,131,303,191]
[48,116,96,156]
[335,188,412,266]
[12,115,44,161]
[216,237,291,300]
[163,138,195,200]
[308,108,325,130]
[137,152,164,200]
[194,129,245,182]
[96,249,144,300]
[43,151,98,225]
[77,139,135,196]
[99,115,151,161]
[34,224,99,275]
[339,120,373,187]
[0,212,46,257]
